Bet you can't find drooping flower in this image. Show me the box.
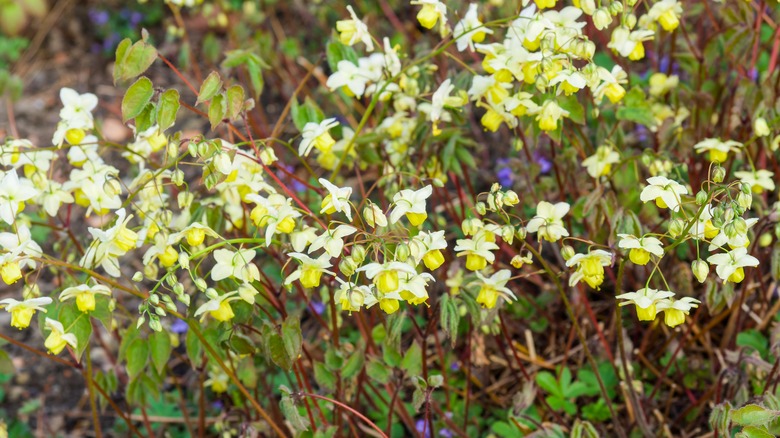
[299,118,339,157]
[319,178,353,221]
[706,247,759,283]
[59,284,112,313]
[472,269,516,309]
[566,250,612,290]
[211,248,260,283]
[285,252,334,289]
[43,318,78,355]
[617,234,664,266]
[389,185,433,226]
[336,6,374,50]
[616,288,675,321]
[655,297,700,328]
[0,297,52,329]
[639,176,688,212]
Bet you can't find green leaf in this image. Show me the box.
[246,59,265,99]
[324,347,344,371]
[0,350,15,375]
[440,294,460,346]
[197,71,223,105]
[738,426,775,438]
[282,316,302,363]
[115,39,157,83]
[326,41,358,72]
[341,348,365,380]
[280,394,309,434]
[616,87,655,126]
[737,329,770,359]
[122,77,154,122]
[366,358,391,384]
[126,338,149,378]
[558,94,585,125]
[536,371,563,398]
[135,103,156,132]
[157,89,180,132]
[185,326,202,368]
[731,404,780,427]
[149,330,172,375]
[58,304,92,360]
[290,97,325,131]
[208,93,226,131]
[225,85,245,120]
[401,341,422,376]
[268,332,293,370]
[314,362,337,392]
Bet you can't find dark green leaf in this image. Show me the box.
[149,330,171,375]
[126,338,149,378]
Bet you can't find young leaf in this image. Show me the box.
[149,330,172,375]
[401,341,422,376]
[114,39,157,83]
[157,89,180,132]
[366,358,391,384]
[126,338,149,378]
[208,93,226,131]
[225,85,245,120]
[121,77,154,122]
[197,71,223,105]
[314,362,337,392]
[730,404,780,427]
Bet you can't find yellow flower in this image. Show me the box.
[60,284,112,313]
[44,318,78,355]
[0,297,52,329]
[0,261,22,284]
[655,297,700,328]
[616,288,675,322]
[566,250,612,290]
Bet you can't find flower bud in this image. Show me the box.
[736,192,752,211]
[462,218,483,236]
[758,232,773,247]
[692,259,708,283]
[593,8,612,30]
[496,226,512,244]
[103,177,123,197]
[504,190,519,206]
[516,226,527,241]
[608,2,623,15]
[395,243,411,262]
[173,283,184,296]
[695,190,708,206]
[171,169,184,186]
[712,165,726,183]
[132,271,143,282]
[580,0,596,14]
[150,294,160,306]
[754,117,770,137]
[668,219,685,238]
[350,244,367,264]
[195,278,208,291]
[625,13,637,29]
[476,202,487,215]
[339,257,358,277]
[363,202,387,228]
[561,245,576,261]
[178,191,194,209]
[734,217,748,235]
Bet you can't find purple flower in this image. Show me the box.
[415,419,432,438]
[171,318,188,334]
[533,153,552,174]
[496,158,514,187]
[450,361,460,371]
[311,300,325,315]
[88,9,110,26]
[439,428,453,438]
[635,125,649,143]
[129,11,144,26]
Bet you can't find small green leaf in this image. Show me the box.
[185,326,202,368]
[208,93,226,131]
[225,85,245,120]
[366,358,391,384]
[135,103,156,132]
[536,371,563,398]
[0,350,15,375]
[197,71,223,105]
[157,89,180,132]
[401,341,422,376]
[326,41,358,72]
[731,404,780,427]
[126,338,149,378]
[341,349,365,380]
[314,362,337,392]
[280,394,309,433]
[149,330,172,375]
[616,87,655,126]
[737,426,775,438]
[58,304,92,360]
[282,316,302,363]
[122,77,154,122]
[268,333,293,370]
[558,94,585,125]
[115,39,157,83]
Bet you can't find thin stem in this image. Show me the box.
[300,392,388,438]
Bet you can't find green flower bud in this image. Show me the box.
[758,232,773,248]
[339,257,358,277]
[692,259,708,283]
[350,244,367,264]
[712,165,726,183]
[476,202,487,216]
[695,190,708,206]
[561,245,576,261]
[395,243,411,262]
[668,219,685,238]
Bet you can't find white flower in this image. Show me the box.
[526,201,570,242]
[0,297,52,329]
[616,287,676,321]
[319,178,353,220]
[639,176,688,212]
[211,248,260,283]
[59,87,98,127]
[693,138,742,163]
[734,169,775,193]
[566,250,612,290]
[326,60,372,97]
[336,6,374,51]
[582,145,620,178]
[617,234,664,265]
[655,297,700,328]
[299,118,339,157]
[454,230,499,271]
[453,3,492,52]
[285,252,333,289]
[389,185,433,226]
[472,269,516,309]
[0,171,38,225]
[706,247,759,283]
[307,224,357,258]
[429,79,456,135]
